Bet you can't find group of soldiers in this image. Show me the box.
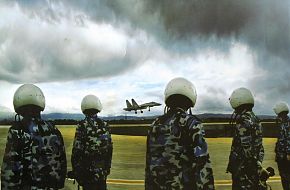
[1,77,289,190]
[1,84,112,190]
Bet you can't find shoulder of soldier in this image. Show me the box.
[42,119,55,128]
[287,117,290,124]
[42,120,65,136]
[6,121,26,140]
[6,121,24,138]
[10,120,23,130]
[75,120,86,134]
[103,120,109,127]
[151,112,174,126]
[96,117,109,129]
[95,117,104,124]
[148,115,166,134]
[237,111,261,129]
[184,114,202,128]
[77,119,87,127]
[151,115,162,125]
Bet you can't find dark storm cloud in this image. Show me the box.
[105,0,290,67]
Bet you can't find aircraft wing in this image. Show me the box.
[140,102,161,108]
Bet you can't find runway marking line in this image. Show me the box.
[104,176,281,186]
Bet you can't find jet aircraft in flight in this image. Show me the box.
[123,99,161,114]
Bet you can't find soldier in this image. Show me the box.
[71,95,113,190]
[1,84,67,189]
[273,102,290,190]
[145,77,215,190]
[227,87,265,190]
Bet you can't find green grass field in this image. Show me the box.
[0,125,284,190]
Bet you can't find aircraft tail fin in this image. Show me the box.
[126,100,132,108]
[131,99,139,107]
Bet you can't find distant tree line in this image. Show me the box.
[0,119,12,125]
[0,118,276,126]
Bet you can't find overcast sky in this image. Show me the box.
[0,0,290,116]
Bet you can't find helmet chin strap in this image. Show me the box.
[164,106,169,114]
[189,108,193,115]
[14,113,21,122]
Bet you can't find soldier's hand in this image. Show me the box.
[287,155,290,161]
[259,168,270,181]
[67,171,75,179]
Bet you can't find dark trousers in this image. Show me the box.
[82,179,107,190]
[231,165,259,190]
[277,160,290,190]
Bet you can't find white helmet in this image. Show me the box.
[13,84,45,113]
[229,87,254,109]
[164,77,197,107]
[81,95,102,113]
[273,102,289,115]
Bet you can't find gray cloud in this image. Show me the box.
[196,87,232,113]
[4,0,290,59]
[0,1,151,83]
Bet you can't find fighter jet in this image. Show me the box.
[123,99,161,114]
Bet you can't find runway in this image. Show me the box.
[99,177,282,186]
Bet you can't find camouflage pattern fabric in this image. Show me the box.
[71,115,113,186]
[227,111,264,190]
[1,117,67,190]
[275,116,290,190]
[275,116,290,160]
[145,109,215,190]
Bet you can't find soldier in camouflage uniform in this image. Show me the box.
[227,87,265,190]
[273,102,290,190]
[71,95,113,190]
[1,84,67,190]
[145,77,215,190]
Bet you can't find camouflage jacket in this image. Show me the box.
[1,117,67,190]
[71,116,113,184]
[227,111,264,175]
[145,109,215,190]
[275,116,290,160]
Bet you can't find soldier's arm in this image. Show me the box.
[1,127,23,189]
[188,120,209,158]
[286,122,290,157]
[55,128,67,187]
[258,141,265,164]
[105,122,113,170]
[145,123,155,190]
[71,123,85,171]
[237,115,264,169]
[236,118,254,159]
[188,120,215,190]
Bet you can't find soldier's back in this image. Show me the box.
[146,110,214,189]
[1,118,66,189]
